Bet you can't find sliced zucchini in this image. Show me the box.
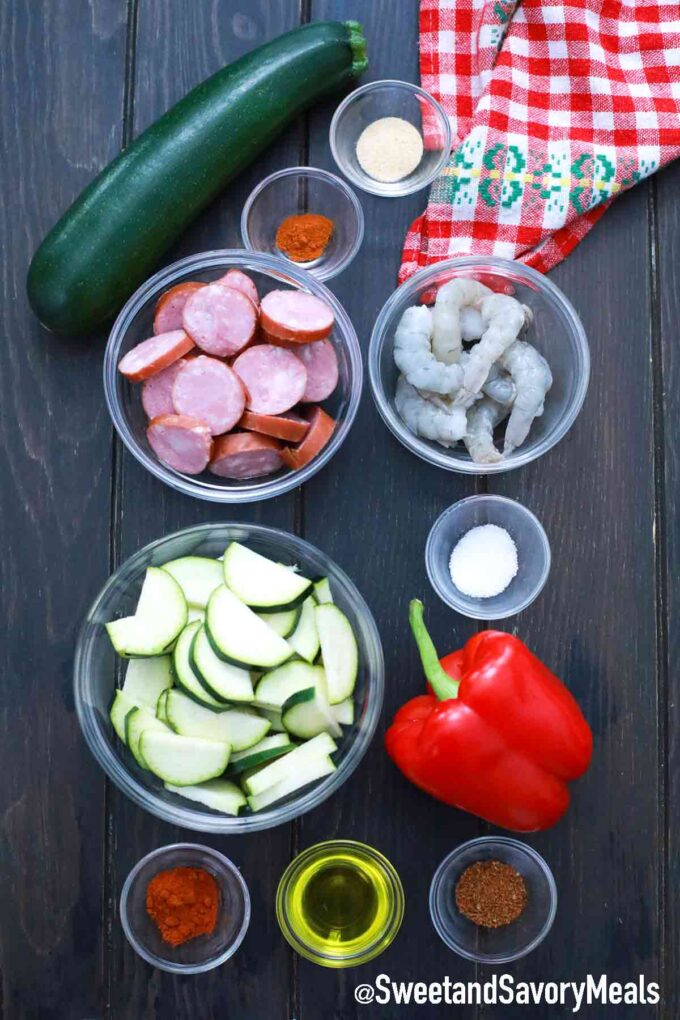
[110,690,137,743]
[313,577,333,604]
[206,585,293,669]
[165,689,268,750]
[106,567,187,657]
[156,688,170,723]
[165,778,247,816]
[332,697,355,727]
[257,705,287,733]
[190,625,254,703]
[247,755,337,812]
[281,668,341,740]
[258,605,301,638]
[125,706,171,768]
[187,606,206,624]
[173,620,226,709]
[255,661,322,710]
[140,730,231,786]
[228,734,296,774]
[121,655,173,710]
[161,556,224,609]
[222,542,312,611]
[243,732,337,797]
[314,603,359,704]
[288,596,320,663]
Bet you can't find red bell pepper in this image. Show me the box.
[385,600,593,832]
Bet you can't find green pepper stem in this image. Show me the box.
[409,600,460,700]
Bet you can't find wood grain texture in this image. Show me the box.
[0,3,128,1018]
[105,3,303,1018]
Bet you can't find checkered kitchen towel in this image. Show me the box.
[400,0,680,279]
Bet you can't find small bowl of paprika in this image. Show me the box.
[120,843,251,973]
[241,166,364,280]
[429,837,557,964]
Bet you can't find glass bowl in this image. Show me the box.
[241,167,364,280]
[276,840,404,968]
[426,495,551,619]
[369,257,590,473]
[120,843,250,973]
[103,250,362,503]
[330,79,452,197]
[74,523,384,834]
[429,837,557,964]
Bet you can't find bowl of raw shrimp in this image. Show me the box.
[368,257,590,474]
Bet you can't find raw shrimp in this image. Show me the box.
[460,305,485,342]
[431,279,491,364]
[457,294,526,403]
[483,363,516,406]
[463,397,511,464]
[499,340,553,454]
[395,375,468,447]
[393,305,465,395]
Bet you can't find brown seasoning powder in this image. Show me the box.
[455,859,528,929]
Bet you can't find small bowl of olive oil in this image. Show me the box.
[276,840,404,968]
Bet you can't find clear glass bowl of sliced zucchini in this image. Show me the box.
[74,524,384,832]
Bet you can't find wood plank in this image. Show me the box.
[0,3,128,1017]
[106,4,303,1017]
[656,158,680,1015]
[298,4,484,1018]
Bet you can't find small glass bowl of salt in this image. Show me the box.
[425,495,551,620]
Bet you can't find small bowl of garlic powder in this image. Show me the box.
[330,80,452,197]
[425,495,551,620]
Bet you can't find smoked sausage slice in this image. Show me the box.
[171,356,246,435]
[289,339,339,402]
[118,329,194,382]
[238,410,310,443]
[260,290,334,343]
[153,282,205,334]
[182,283,257,356]
[232,344,307,415]
[280,406,335,470]
[141,358,189,419]
[147,414,213,475]
[215,269,259,309]
[209,433,283,480]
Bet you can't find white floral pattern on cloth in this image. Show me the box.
[401,0,680,279]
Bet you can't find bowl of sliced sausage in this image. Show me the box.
[104,251,363,502]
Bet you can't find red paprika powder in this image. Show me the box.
[276,213,334,262]
[146,866,219,946]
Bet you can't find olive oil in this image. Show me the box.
[276,841,404,967]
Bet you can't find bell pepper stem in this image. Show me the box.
[409,599,460,700]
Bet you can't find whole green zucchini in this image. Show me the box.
[27,21,367,335]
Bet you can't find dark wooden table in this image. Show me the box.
[3,2,679,1018]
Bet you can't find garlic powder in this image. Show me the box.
[355,117,424,183]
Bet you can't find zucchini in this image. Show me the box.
[27,21,367,335]
[313,577,334,604]
[156,688,170,724]
[125,706,171,768]
[246,755,337,812]
[228,734,296,774]
[332,697,355,727]
[105,567,187,658]
[165,689,269,751]
[258,605,301,639]
[161,556,223,609]
[244,732,337,797]
[173,620,226,709]
[287,596,320,663]
[121,655,173,710]
[140,731,231,786]
[206,585,293,670]
[190,625,254,703]
[281,668,341,740]
[314,603,358,704]
[223,542,312,611]
[255,661,322,710]
[109,690,136,744]
[165,779,247,816]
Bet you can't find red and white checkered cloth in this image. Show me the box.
[400,0,680,280]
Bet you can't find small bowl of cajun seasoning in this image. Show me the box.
[241,166,364,281]
[120,843,250,973]
[429,837,557,964]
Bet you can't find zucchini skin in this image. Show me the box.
[27,21,368,335]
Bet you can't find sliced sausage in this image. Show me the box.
[215,269,259,309]
[288,339,339,402]
[280,406,335,470]
[171,356,246,435]
[147,414,213,475]
[260,290,334,343]
[141,358,189,419]
[182,283,257,356]
[153,282,205,334]
[239,410,310,443]
[232,344,307,415]
[209,433,283,480]
[118,330,194,382]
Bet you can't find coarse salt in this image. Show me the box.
[449,524,518,599]
[355,117,424,183]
